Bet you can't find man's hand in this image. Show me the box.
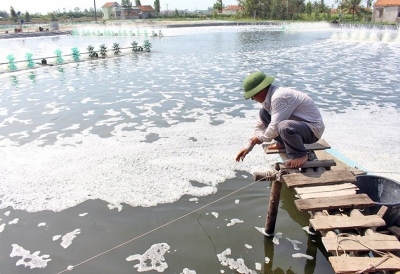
[236,148,249,162]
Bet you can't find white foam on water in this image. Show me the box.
[212,212,219,218]
[105,109,121,116]
[62,124,80,131]
[53,235,61,241]
[217,248,256,274]
[108,203,123,212]
[255,262,262,270]
[286,238,302,251]
[2,115,31,125]
[189,197,198,202]
[32,123,54,133]
[255,226,268,236]
[0,110,270,212]
[0,107,8,116]
[292,253,314,260]
[126,243,170,272]
[0,223,5,233]
[227,218,244,227]
[9,131,30,139]
[0,25,399,218]
[181,268,196,274]
[10,244,51,269]
[82,110,95,116]
[4,211,10,216]
[42,102,70,114]
[322,105,400,182]
[60,229,81,249]
[9,218,19,225]
[272,232,282,245]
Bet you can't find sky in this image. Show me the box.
[0,0,241,14]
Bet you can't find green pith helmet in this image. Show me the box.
[243,72,275,100]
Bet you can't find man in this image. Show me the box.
[235,71,325,168]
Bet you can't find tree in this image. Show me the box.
[135,0,142,6]
[24,11,31,22]
[0,10,11,18]
[270,0,282,19]
[10,6,18,22]
[319,0,326,12]
[154,0,160,15]
[237,0,256,17]
[121,0,133,16]
[341,0,361,21]
[213,0,223,13]
[305,1,312,15]
[51,13,58,21]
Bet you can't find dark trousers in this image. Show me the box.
[259,108,319,159]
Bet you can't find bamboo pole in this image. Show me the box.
[264,179,283,235]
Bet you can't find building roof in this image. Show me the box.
[102,2,120,8]
[374,0,400,6]
[138,5,155,12]
[222,5,243,11]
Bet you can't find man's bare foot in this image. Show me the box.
[285,155,308,168]
[267,143,285,149]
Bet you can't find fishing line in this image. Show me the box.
[57,170,268,274]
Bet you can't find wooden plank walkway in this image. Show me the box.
[261,139,400,274]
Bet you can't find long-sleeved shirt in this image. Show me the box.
[245,85,325,150]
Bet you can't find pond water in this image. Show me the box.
[0,23,399,273]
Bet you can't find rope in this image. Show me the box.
[334,233,392,274]
[57,166,270,274]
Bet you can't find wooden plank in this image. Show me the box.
[295,194,375,212]
[264,139,331,154]
[322,235,400,252]
[283,170,356,188]
[329,256,400,273]
[310,214,386,231]
[298,189,356,199]
[295,183,357,195]
[278,159,336,170]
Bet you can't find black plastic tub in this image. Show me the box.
[355,175,400,227]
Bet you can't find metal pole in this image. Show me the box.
[94,0,97,22]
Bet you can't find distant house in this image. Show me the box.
[102,2,121,20]
[102,2,154,20]
[222,5,243,15]
[372,0,400,22]
[137,5,156,19]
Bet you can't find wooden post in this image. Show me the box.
[265,179,283,235]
